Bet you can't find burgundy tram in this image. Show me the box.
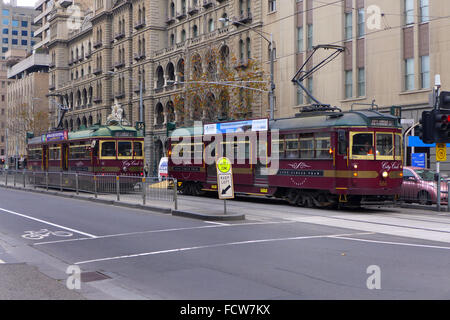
[168,110,403,208]
[27,125,145,177]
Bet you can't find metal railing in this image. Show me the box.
[0,170,177,209]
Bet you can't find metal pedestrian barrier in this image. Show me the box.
[0,170,178,209]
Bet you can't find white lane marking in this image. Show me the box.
[0,259,4,264]
[34,220,297,245]
[74,232,374,265]
[203,221,229,226]
[330,235,450,250]
[0,207,97,239]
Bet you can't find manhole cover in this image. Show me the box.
[80,271,111,283]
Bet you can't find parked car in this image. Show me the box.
[401,166,448,205]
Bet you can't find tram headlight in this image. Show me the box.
[382,171,389,179]
[353,164,358,169]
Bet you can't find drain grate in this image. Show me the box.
[80,271,111,283]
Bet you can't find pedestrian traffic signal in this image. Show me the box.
[419,110,435,144]
[434,109,450,143]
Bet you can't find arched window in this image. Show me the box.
[193,25,198,38]
[181,29,186,42]
[246,37,251,59]
[170,2,175,17]
[156,66,164,88]
[239,39,245,60]
[177,58,185,82]
[155,103,164,125]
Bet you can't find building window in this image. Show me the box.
[307,24,313,50]
[345,12,352,40]
[2,9,9,16]
[405,0,414,25]
[2,38,7,44]
[21,21,28,27]
[345,70,353,98]
[246,37,251,59]
[193,25,198,37]
[405,58,415,91]
[239,39,245,60]
[420,0,429,23]
[421,55,430,89]
[297,27,303,53]
[12,20,18,27]
[358,67,365,97]
[21,40,27,46]
[2,19,8,25]
[2,28,7,34]
[181,29,186,42]
[21,30,27,36]
[208,19,214,32]
[269,0,276,12]
[12,30,17,36]
[358,8,365,37]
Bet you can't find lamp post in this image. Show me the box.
[219,17,275,120]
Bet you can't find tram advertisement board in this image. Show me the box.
[204,119,268,135]
[42,130,68,142]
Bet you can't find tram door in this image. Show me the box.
[61,144,69,171]
[205,139,217,184]
[334,130,350,193]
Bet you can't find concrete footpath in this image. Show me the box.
[0,182,245,221]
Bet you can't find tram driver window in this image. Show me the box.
[376,133,394,158]
[118,141,132,157]
[101,141,116,157]
[133,142,143,157]
[352,133,374,157]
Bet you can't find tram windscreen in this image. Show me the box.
[376,133,393,156]
[118,141,132,157]
[352,133,374,156]
[101,141,116,157]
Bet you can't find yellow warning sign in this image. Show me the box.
[436,143,447,162]
[217,157,232,173]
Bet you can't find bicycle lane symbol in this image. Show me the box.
[22,229,74,240]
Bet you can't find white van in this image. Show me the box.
[158,157,168,182]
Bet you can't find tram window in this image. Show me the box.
[315,135,331,159]
[300,135,314,159]
[285,135,299,158]
[133,142,143,157]
[49,145,61,160]
[352,133,374,156]
[101,141,116,157]
[118,141,132,157]
[394,134,402,159]
[272,138,284,158]
[376,133,393,158]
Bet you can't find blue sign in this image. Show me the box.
[408,136,450,148]
[411,153,426,168]
[204,119,268,135]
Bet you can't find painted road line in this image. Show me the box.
[203,221,230,226]
[0,259,4,264]
[330,235,450,250]
[0,207,98,239]
[34,220,298,245]
[74,232,374,265]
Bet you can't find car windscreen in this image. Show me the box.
[415,170,435,181]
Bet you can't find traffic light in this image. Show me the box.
[433,109,450,143]
[439,91,450,109]
[419,110,435,144]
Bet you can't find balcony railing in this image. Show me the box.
[114,61,125,69]
[93,97,102,104]
[166,16,175,25]
[188,6,199,15]
[233,12,252,25]
[93,68,102,75]
[115,92,125,99]
[134,21,146,30]
[134,53,146,61]
[93,41,102,49]
[202,0,214,8]
[115,32,125,40]
[176,11,187,20]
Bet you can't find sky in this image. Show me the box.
[8,0,37,7]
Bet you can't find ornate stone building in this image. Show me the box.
[48,0,267,174]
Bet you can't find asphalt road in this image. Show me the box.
[0,187,450,299]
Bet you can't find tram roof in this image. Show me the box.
[168,110,401,138]
[27,125,142,145]
[269,110,401,131]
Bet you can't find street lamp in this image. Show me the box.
[219,17,275,120]
[107,71,144,124]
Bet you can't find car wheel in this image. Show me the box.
[418,191,431,205]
